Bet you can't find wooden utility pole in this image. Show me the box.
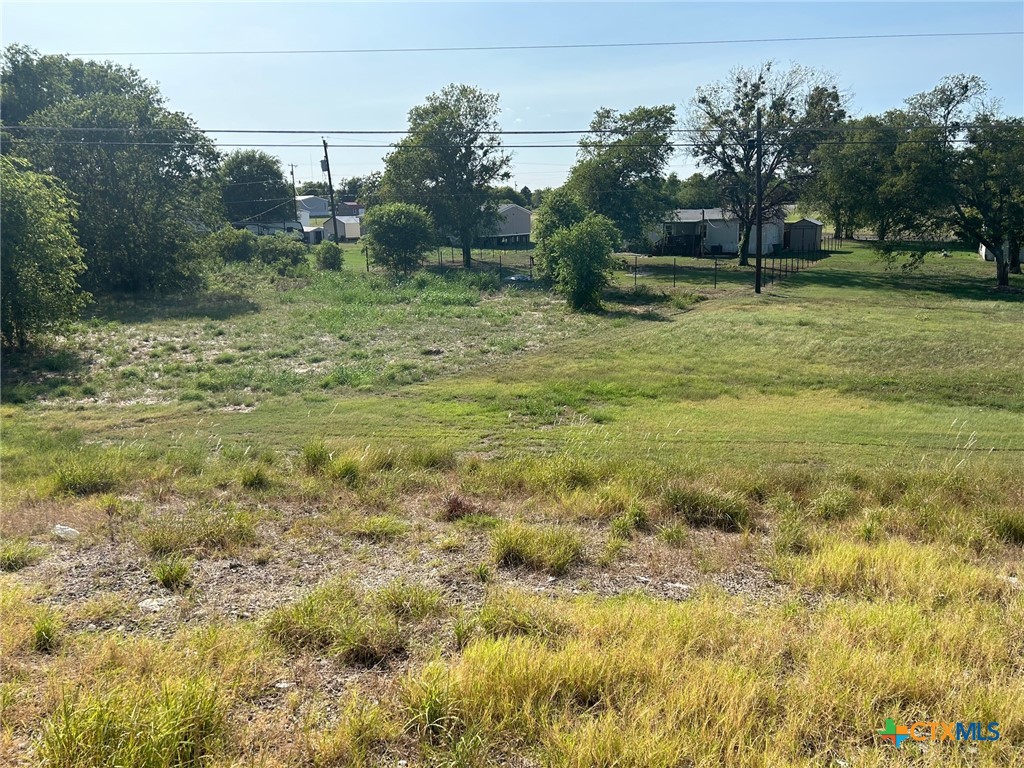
[288,164,299,221]
[321,139,340,243]
[754,107,764,294]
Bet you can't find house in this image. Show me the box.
[295,195,331,218]
[336,200,365,217]
[322,216,361,241]
[303,226,324,245]
[236,220,303,237]
[784,218,824,252]
[653,208,784,256]
[979,243,1023,262]
[478,203,532,247]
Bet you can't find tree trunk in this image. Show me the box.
[996,249,1010,287]
[461,232,472,269]
[831,205,842,239]
[1009,234,1021,274]
[737,222,752,267]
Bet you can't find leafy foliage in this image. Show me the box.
[218,149,293,223]
[363,202,435,275]
[379,84,511,267]
[567,104,677,247]
[0,155,89,350]
[544,215,620,311]
[684,61,846,263]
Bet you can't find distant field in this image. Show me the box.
[1,243,1022,766]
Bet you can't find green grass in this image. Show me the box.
[152,554,193,592]
[0,538,45,571]
[491,522,586,576]
[1,243,1022,766]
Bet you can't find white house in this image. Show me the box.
[322,216,361,241]
[295,195,331,218]
[479,203,532,246]
[654,208,784,256]
[979,243,1022,262]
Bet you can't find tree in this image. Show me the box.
[566,105,676,247]
[20,90,220,293]
[545,215,620,311]
[871,76,1024,287]
[296,180,330,197]
[667,172,722,211]
[520,186,533,207]
[379,84,511,268]
[492,185,528,207]
[1,155,89,350]
[0,45,155,133]
[684,62,846,264]
[363,203,435,275]
[219,150,293,223]
[532,187,589,278]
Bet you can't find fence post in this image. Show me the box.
[673,257,676,288]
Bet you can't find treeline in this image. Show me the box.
[2,46,1021,348]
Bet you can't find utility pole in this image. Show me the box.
[754,107,764,294]
[288,164,299,222]
[321,139,340,243]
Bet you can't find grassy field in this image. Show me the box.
[1,242,1022,766]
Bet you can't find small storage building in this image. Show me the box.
[784,218,824,252]
[479,203,532,246]
[322,216,361,241]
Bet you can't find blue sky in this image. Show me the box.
[3,1,1022,190]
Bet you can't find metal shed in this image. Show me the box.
[784,218,823,253]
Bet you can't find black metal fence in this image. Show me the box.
[760,235,842,287]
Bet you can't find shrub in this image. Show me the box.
[363,203,435,275]
[0,538,45,572]
[544,214,620,311]
[203,226,257,263]
[254,233,307,274]
[661,484,753,532]
[316,241,345,270]
[491,523,585,576]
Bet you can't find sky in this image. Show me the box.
[2,1,1022,191]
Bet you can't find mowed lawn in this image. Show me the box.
[1,243,1022,767]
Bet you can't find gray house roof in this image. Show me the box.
[666,208,730,223]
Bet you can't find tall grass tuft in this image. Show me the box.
[36,679,225,768]
[32,609,62,654]
[136,501,258,556]
[152,555,193,592]
[302,438,331,474]
[660,483,753,532]
[52,451,122,496]
[0,538,45,572]
[491,523,585,576]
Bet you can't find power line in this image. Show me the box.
[62,30,1022,57]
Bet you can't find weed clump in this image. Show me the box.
[36,679,224,767]
[375,579,443,621]
[491,523,585,576]
[302,438,331,474]
[660,483,753,532]
[439,491,476,522]
[811,485,859,520]
[152,555,193,592]
[52,452,122,496]
[0,538,45,572]
[136,502,258,556]
[476,589,567,639]
[32,609,62,654]
[349,515,409,542]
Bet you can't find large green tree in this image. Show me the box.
[1,155,89,350]
[5,48,221,293]
[379,84,511,268]
[566,105,676,247]
[219,150,293,223]
[684,62,846,264]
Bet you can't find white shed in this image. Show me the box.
[322,216,361,241]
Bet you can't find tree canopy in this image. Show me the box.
[1,155,89,350]
[379,84,511,268]
[566,105,676,247]
[684,61,846,264]
[219,150,294,224]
